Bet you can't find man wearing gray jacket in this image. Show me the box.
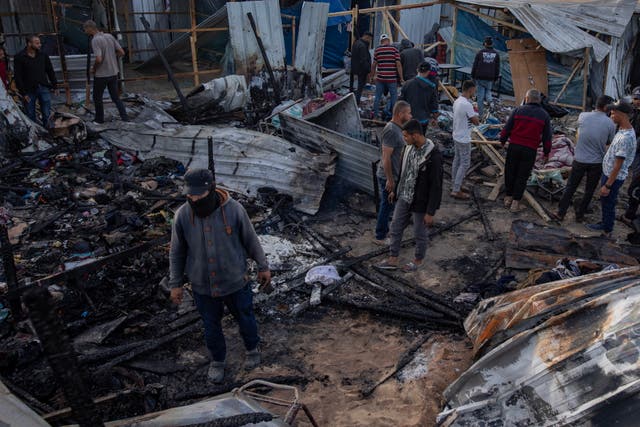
[169,169,271,383]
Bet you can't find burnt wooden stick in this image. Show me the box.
[472,186,496,241]
[361,333,432,397]
[247,12,281,105]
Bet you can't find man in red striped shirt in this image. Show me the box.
[370,34,403,120]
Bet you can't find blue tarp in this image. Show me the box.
[441,11,584,106]
[282,0,352,69]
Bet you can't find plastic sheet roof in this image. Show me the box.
[455,0,638,62]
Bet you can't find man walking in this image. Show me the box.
[451,80,480,200]
[373,101,412,245]
[471,36,500,117]
[555,95,615,221]
[377,119,443,272]
[620,87,640,226]
[399,61,439,129]
[169,169,271,383]
[399,39,423,81]
[586,101,636,237]
[500,89,551,213]
[350,31,373,105]
[371,34,403,120]
[83,20,129,123]
[14,34,57,126]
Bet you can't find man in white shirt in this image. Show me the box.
[451,80,480,199]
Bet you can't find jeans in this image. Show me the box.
[452,141,471,192]
[504,143,537,201]
[557,160,602,218]
[375,176,395,240]
[350,71,369,105]
[389,198,429,261]
[24,84,51,127]
[600,175,624,233]
[192,283,259,363]
[476,79,493,116]
[93,74,128,123]
[374,81,397,119]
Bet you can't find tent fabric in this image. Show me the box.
[282,0,352,69]
[440,11,584,106]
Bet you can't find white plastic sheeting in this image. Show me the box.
[399,0,442,46]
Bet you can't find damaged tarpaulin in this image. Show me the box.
[438,266,640,426]
[94,122,336,215]
[0,80,48,151]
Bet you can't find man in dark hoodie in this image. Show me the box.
[350,31,373,105]
[399,39,423,81]
[377,120,443,272]
[169,169,271,383]
[14,34,57,126]
[400,60,439,129]
[471,36,500,117]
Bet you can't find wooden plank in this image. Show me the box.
[452,3,527,33]
[554,58,583,103]
[506,39,548,105]
[386,10,410,41]
[582,47,590,111]
[438,80,455,103]
[328,1,443,17]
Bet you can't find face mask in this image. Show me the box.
[188,190,219,218]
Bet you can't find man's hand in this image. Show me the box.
[170,287,184,305]
[542,155,549,165]
[599,186,611,197]
[23,95,31,103]
[90,66,95,75]
[388,192,395,203]
[257,270,273,293]
[400,79,405,85]
[423,214,434,227]
[385,179,395,193]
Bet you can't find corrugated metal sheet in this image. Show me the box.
[227,0,286,76]
[0,0,53,55]
[95,122,336,215]
[0,380,49,427]
[438,266,640,426]
[279,112,379,195]
[455,0,638,62]
[604,15,640,98]
[137,5,228,70]
[399,0,441,46]
[130,0,172,62]
[294,2,329,97]
[305,93,365,141]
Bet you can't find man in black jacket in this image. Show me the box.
[350,31,373,105]
[400,60,439,129]
[14,34,57,126]
[377,119,443,272]
[471,36,500,117]
[399,39,423,81]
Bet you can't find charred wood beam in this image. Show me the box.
[22,287,103,427]
[28,203,76,237]
[246,12,281,105]
[472,187,496,241]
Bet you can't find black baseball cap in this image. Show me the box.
[608,100,633,115]
[632,86,640,99]
[418,60,432,72]
[183,168,214,196]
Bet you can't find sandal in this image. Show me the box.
[376,260,398,270]
[402,261,422,272]
[450,191,471,200]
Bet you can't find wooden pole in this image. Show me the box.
[122,0,134,64]
[386,10,409,41]
[450,5,458,78]
[49,1,71,105]
[292,16,296,67]
[450,3,527,33]
[582,47,590,111]
[553,58,583,103]
[328,0,442,17]
[189,0,199,87]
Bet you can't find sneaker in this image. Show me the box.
[372,237,390,246]
[245,348,261,371]
[503,196,513,208]
[207,360,225,383]
[585,223,606,232]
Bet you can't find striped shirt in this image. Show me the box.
[374,45,400,83]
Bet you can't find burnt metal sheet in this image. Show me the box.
[293,2,329,97]
[137,6,228,70]
[0,380,50,427]
[227,0,285,76]
[278,112,379,195]
[304,93,365,140]
[455,0,638,62]
[95,122,336,215]
[438,266,640,426]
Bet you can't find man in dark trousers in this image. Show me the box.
[555,95,615,222]
[621,87,640,227]
[377,119,443,272]
[399,39,423,81]
[500,89,551,213]
[471,36,500,117]
[169,169,271,383]
[14,34,57,126]
[399,61,439,129]
[586,101,637,237]
[83,20,129,124]
[350,31,373,105]
[373,100,412,245]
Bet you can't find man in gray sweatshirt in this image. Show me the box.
[169,169,271,383]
